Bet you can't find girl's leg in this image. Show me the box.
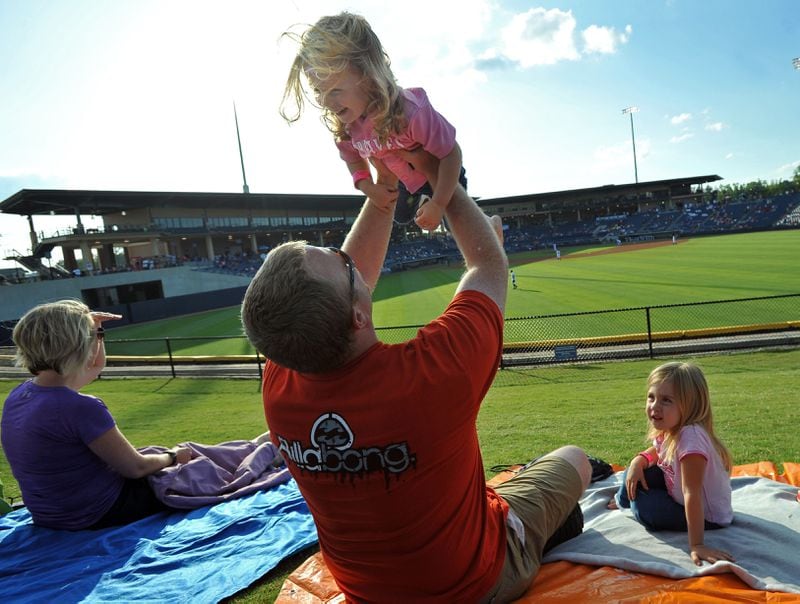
[613,464,662,509]
[614,467,632,509]
[629,467,687,531]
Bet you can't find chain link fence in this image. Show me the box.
[2,294,796,379]
[498,293,799,367]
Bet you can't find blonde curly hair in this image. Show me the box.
[279,12,405,144]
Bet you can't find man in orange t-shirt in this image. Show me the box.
[242,151,591,602]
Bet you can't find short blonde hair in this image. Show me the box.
[241,241,354,373]
[13,299,96,377]
[279,12,405,144]
[645,362,733,471]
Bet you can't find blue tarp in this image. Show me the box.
[0,480,317,603]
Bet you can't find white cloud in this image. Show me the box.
[582,23,632,54]
[590,138,651,177]
[497,8,580,67]
[670,133,694,143]
[670,113,692,125]
[705,122,725,132]
[485,8,630,68]
[725,153,735,159]
[775,160,800,174]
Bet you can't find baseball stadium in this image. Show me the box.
[1,176,799,600]
[2,2,800,599]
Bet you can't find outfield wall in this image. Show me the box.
[0,266,250,323]
[0,267,251,345]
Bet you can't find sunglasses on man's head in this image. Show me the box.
[95,326,105,341]
[327,247,355,301]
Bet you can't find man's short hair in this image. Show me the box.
[241,241,354,373]
[13,299,96,376]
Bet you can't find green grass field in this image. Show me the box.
[102,230,800,356]
[2,229,798,601]
[2,348,798,601]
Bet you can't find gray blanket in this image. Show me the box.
[543,472,800,594]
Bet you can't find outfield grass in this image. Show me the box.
[100,230,800,356]
[2,230,797,600]
[1,348,798,601]
[380,230,800,322]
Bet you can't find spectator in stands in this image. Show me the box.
[241,150,591,602]
[280,12,467,231]
[1,300,192,530]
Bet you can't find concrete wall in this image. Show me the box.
[0,266,251,322]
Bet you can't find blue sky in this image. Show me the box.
[1,0,798,267]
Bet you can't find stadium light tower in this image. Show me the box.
[621,106,640,184]
[233,102,250,194]
[794,57,800,70]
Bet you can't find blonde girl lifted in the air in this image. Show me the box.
[280,12,467,231]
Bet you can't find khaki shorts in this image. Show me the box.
[481,455,583,603]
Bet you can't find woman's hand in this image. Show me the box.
[90,311,122,325]
[171,446,192,465]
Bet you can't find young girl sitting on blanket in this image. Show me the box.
[1,300,192,530]
[609,362,736,566]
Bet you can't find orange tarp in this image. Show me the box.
[276,463,800,603]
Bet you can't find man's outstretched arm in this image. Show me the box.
[399,149,508,313]
[341,188,395,292]
[446,187,508,313]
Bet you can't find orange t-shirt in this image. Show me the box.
[263,290,508,602]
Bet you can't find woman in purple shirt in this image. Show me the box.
[1,300,191,530]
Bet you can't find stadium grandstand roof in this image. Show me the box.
[475,175,722,206]
[0,174,722,218]
[0,189,366,217]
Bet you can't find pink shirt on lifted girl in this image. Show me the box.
[655,424,733,525]
[335,87,456,194]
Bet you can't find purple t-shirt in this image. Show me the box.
[335,87,457,194]
[1,380,124,529]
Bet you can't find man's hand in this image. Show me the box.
[488,215,504,245]
[396,148,439,185]
[415,199,445,231]
[359,182,398,213]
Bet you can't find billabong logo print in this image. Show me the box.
[276,412,415,483]
[311,413,353,450]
